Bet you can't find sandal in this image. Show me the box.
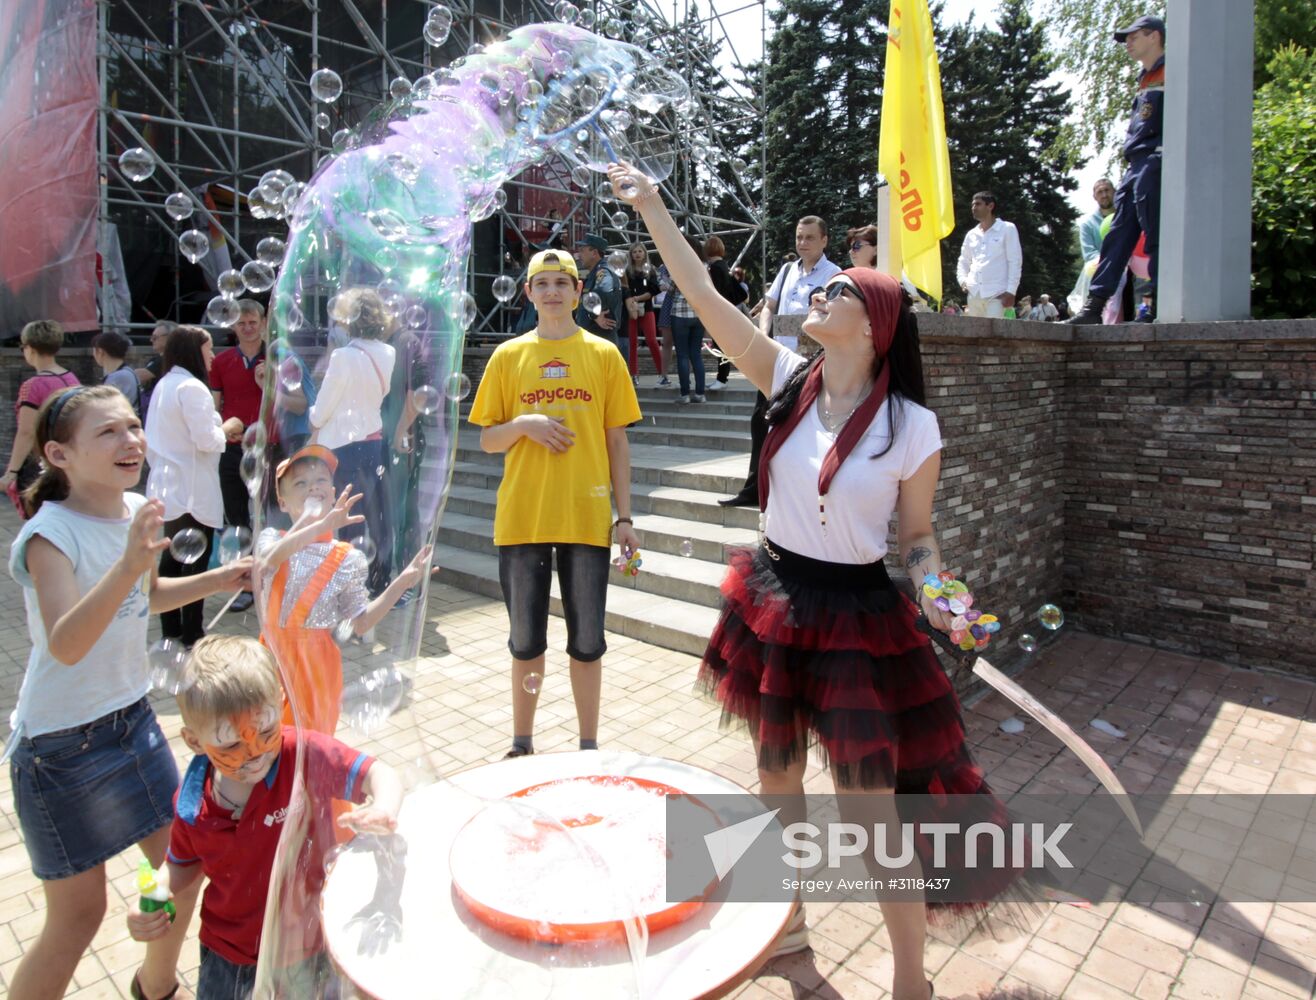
[772,905,810,957]
[131,972,180,1000]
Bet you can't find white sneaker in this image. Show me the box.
[691,394,706,403]
[707,380,727,391]
[772,907,810,957]
[656,376,671,386]
[676,395,691,404]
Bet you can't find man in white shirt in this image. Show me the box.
[956,192,1022,318]
[720,216,841,508]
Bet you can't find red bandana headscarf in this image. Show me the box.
[757,268,904,512]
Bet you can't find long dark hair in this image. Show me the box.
[22,386,128,517]
[163,325,211,385]
[764,289,925,459]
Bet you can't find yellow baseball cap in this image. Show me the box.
[526,249,580,283]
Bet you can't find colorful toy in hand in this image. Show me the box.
[137,859,176,921]
[614,549,642,577]
[921,572,1002,651]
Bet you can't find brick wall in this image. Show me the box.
[0,349,101,445]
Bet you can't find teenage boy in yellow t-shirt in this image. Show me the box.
[469,248,643,759]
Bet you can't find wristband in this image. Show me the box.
[614,517,632,526]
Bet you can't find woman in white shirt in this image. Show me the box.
[145,326,239,646]
[309,288,396,595]
[612,163,1025,1000]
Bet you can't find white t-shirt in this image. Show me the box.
[762,350,942,564]
[8,495,152,737]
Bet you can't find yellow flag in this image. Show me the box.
[877,0,954,303]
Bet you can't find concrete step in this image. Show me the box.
[436,511,729,607]
[444,483,760,556]
[452,444,751,496]
[432,543,721,658]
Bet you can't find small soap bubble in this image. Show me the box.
[492,275,518,303]
[579,8,596,28]
[256,236,285,265]
[404,304,427,329]
[147,462,182,503]
[424,5,452,46]
[413,384,441,415]
[606,250,627,273]
[1018,633,1038,654]
[460,292,478,329]
[522,672,543,695]
[310,68,343,103]
[240,260,276,293]
[389,76,412,99]
[525,79,544,101]
[554,1,579,25]
[178,229,210,263]
[570,164,592,188]
[315,111,331,130]
[492,188,507,210]
[239,450,264,495]
[582,291,602,315]
[1037,604,1065,631]
[164,192,194,220]
[217,269,245,296]
[352,534,377,563]
[206,296,240,327]
[609,210,629,230]
[217,526,252,565]
[241,423,266,453]
[169,527,207,565]
[679,539,693,557]
[577,84,599,109]
[445,371,471,401]
[118,147,155,182]
[148,639,188,695]
[332,128,351,147]
[732,157,749,173]
[278,357,303,392]
[328,293,361,323]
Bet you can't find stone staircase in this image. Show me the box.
[434,374,760,655]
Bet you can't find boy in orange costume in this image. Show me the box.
[259,445,430,733]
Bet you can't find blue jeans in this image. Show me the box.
[11,698,177,879]
[672,316,706,395]
[498,544,610,661]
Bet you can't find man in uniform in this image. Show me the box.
[1070,14,1165,325]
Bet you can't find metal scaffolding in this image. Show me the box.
[98,0,767,338]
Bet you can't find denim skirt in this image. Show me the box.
[10,697,178,880]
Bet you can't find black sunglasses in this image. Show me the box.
[816,282,859,302]
[850,241,873,252]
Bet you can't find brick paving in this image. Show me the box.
[0,507,1313,998]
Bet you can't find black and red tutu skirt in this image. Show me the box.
[698,540,1040,923]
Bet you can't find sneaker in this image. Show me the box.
[656,376,671,387]
[691,394,706,403]
[706,380,727,392]
[631,375,639,386]
[772,906,810,957]
[676,395,691,404]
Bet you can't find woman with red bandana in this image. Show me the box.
[610,163,1024,1000]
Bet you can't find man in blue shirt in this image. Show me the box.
[1071,15,1165,325]
[574,233,625,358]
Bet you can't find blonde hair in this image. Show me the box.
[21,320,65,355]
[178,635,281,727]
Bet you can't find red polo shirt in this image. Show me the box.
[210,345,265,426]
[167,727,373,966]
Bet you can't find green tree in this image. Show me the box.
[1250,45,1316,318]
[938,1,1081,301]
[761,0,888,264]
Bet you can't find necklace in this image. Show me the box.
[211,776,245,817]
[818,385,871,435]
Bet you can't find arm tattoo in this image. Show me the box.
[905,546,933,569]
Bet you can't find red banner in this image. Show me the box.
[0,0,99,333]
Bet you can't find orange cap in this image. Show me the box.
[274,444,338,484]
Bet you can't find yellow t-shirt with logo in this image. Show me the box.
[468,328,642,547]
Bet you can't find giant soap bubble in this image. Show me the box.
[248,23,688,998]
